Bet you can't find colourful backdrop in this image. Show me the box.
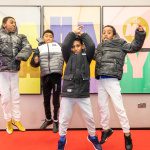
[0,6,150,94]
[103,6,150,93]
[0,6,41,94]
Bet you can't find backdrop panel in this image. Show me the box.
[44,6,101,93]
[103,6,150,93]
[0,6,41,94]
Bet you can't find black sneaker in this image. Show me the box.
[87,135,102,150]
[58,136,66,150]
[124,134,133,150]
[53,121,59,133]
[100,128,113,144]
[40,119,53,129]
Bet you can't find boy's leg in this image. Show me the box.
[59,97,75,136]
[105,78,130,133]
[41,75,53,129]
[52,74,61,133]
[98,79,110,130]
[10,72,25,131]
[58,97,75,150]
[77,98,102,150]
[98,79,113,144]
[77,98,96,136]
[105,78,132,150]
[0,72,13,134]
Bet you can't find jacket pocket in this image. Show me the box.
[62,74,74,93]
[80,74,90,94]
[81,74,90,80]
[63,74,74,80]
[114,59,118,71]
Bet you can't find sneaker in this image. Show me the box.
[12,119,26,131]
[53,121,59,133]
[40,119,53,129]
[6,120,13,134]
[124,134,133,150]
[100,128,113,144]
[58,136,66,150]
[87,135,102,150]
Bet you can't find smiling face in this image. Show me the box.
[3,18,16,33]
[102,26,115,41]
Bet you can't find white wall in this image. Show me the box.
[0,0,150,6]
[0,94,150,129]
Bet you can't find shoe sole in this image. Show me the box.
[100,130,114,144]
[6,128,13,134]
[87,137,102,150]
[40,122,53,129]
[12,123,26,132]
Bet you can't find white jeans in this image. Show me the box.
[59,97,96,136]
[0,72,21,121]
[98,78,130,133]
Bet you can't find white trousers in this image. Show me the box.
[0,72,21,121]
[98,78,130,133]
[59,97,96,136]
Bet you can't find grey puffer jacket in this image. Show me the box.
[95,29,146,80]
[30,42,64,77]
[0,28,32,72]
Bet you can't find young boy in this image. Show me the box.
[0,16,32,134]
[57,26,102,150]
[31,29,63,133]
[95,25,146,150]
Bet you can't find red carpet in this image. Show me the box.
[0,130,149,150]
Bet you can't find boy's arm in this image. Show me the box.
[30,49,40,67]
[15,34,32,61]
[61,32,76,63]
[80,33,95,63]
[122,28,146,53]
[94,43,102,61]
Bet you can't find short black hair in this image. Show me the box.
[74,36,83,45]
[2,16,15,25]
[43,29,54,37]
[103,25,117,36]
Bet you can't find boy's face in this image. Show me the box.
[102,27,114,41]
[3,18,16,33]
[43,33,54,43]
[71,40,83,54]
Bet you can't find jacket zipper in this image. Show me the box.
[47,43,50,72]
[10,34,14,70]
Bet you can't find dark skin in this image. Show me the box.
[102,24,144,42]
[3,18,16,33]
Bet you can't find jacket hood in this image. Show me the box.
[0,25,18,35]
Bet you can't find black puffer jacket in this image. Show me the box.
[95,29,146,80]
[0,28,32,72]
[61,32,95,98]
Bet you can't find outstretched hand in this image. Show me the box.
[137,24,144,32]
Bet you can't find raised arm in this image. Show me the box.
[61,32,76,63]
[122,25,146,53]
[80,33,95,63]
